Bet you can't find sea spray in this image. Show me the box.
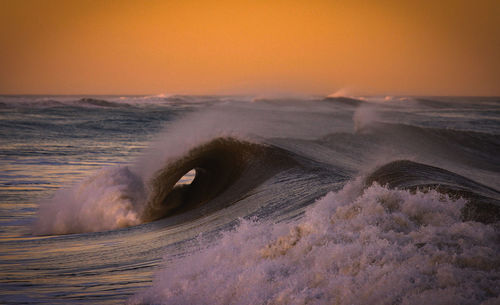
[353,104,379,133]
[33,166,145,234]
[129,180,500,305]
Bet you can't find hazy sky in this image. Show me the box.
[0,0,499,96]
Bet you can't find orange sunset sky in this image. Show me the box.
[0,0,499,96]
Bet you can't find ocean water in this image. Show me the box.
[0,95,499,304]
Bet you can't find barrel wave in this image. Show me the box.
[143,137,296,222]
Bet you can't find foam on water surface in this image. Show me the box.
[130,180,500,305]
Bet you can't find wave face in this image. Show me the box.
[0,95,499,304]
[143,137,296,222]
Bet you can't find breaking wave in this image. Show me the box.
[33,137,296,235]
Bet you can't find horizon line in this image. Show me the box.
[1,93,499,98]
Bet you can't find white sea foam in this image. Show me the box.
[33,166,146,234]
[129,180,500,305]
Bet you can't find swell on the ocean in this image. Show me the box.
[129,175,500,305]
[3,94,499,305]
